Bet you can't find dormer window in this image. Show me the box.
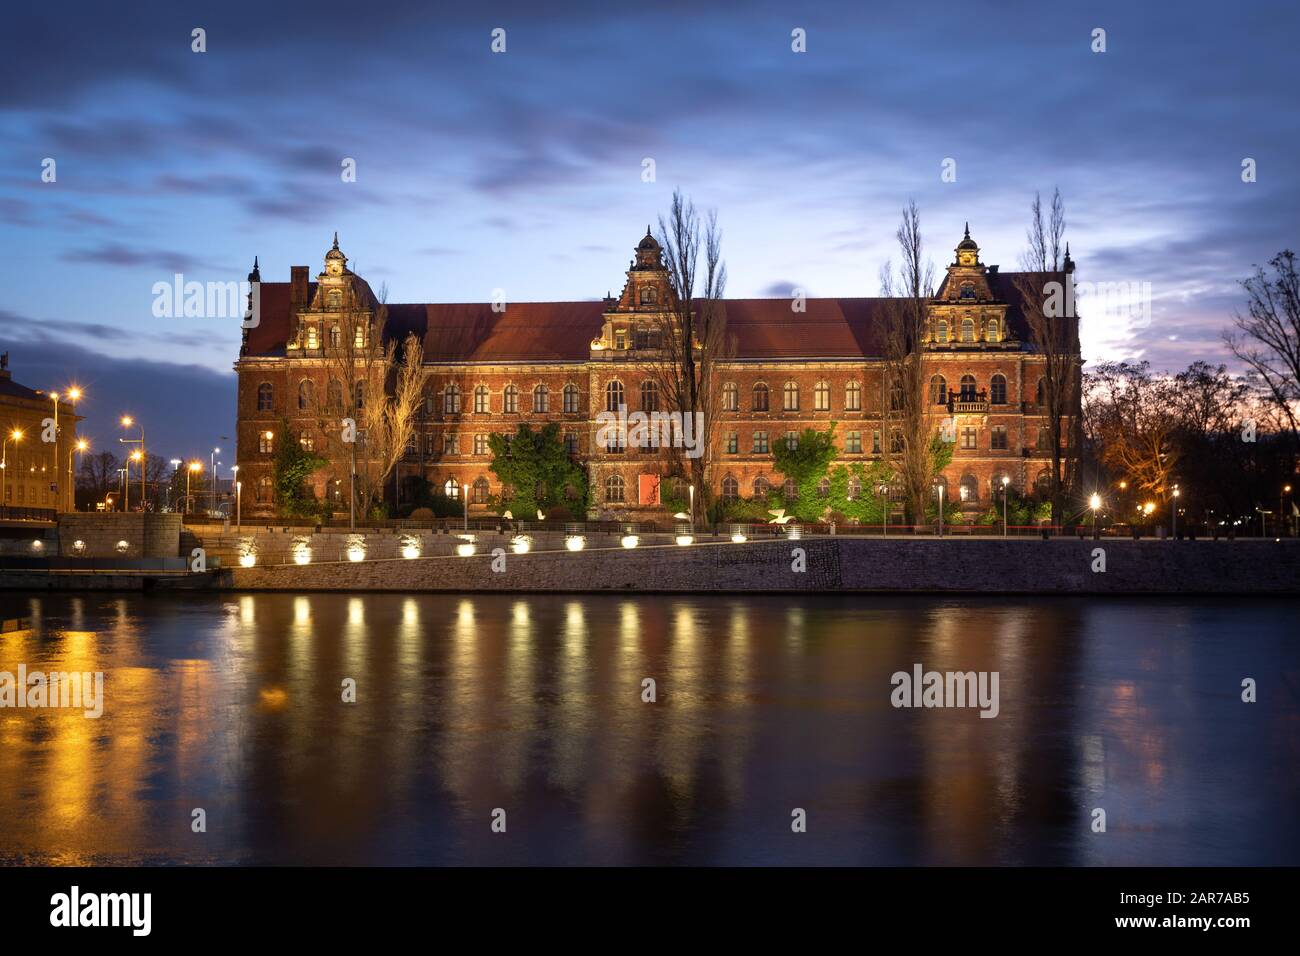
[615,330,626,350]
[959,282,975,300]
[328,289,342,308]
[640,287,657,306]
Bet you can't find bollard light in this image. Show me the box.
[565,535,586,551]
[621,534,639,549]
[731,531,748,543]
[456,542,477,557]
[675,534,694,546]
[240,554,257,568]
[510,535,532,554]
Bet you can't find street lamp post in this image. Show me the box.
[879,483,889,536]
[688,484,695,534]
[1172,485,1180,538]
[209,448,221,514]
[187,461,201,514]
[231,465,240,528]
[1089,493,1102,536]
[49,391,59,511]
[119,416,145,510]
[1001,475,1010,537]
[64,387,81,512]
[235,480,242,529]
[1,429,23,514]
[118,466,129,511]
[936,482,944,537]
[1281,485,1292,537]
[68,439,87,512]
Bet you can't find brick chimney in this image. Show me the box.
[290,265,309,306]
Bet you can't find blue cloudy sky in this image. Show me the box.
[1,0,1296,454]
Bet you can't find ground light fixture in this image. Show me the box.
[621,534,639,548]
[510,535,532,554]
[675,534,694,546]
[731,530,748,543]
[565,535,586,551]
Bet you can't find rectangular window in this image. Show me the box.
[990,426,1007,450]
[564,432,578,457]
[846,431,862,454]
[872,430,882,455]
[444,433,459,455]
[752,431,769,454]
[961,427,977,450]
[726,432,738,454]
[474,434,489,456]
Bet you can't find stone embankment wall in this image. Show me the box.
[56,514,181,558]
[219,537,1300,594]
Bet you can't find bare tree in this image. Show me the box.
[318,281,429,522]
[879,200,936,523]
[650,189,731,517]
[1084,361,1181,500]
[1016,187,1080,525]
[1225,249,1300,446]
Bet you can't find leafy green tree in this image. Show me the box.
[272,418,326,518]
[488,423,588,518]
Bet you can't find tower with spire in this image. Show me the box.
[591,227,672,353]
[928,224,1015,348]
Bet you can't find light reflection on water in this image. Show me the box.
[0,592,1295,866]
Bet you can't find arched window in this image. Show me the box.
[257,382,273,411]
[935,318,949,343]
[817,478,831,497]
[563,383,580,414]
[959,375,977,402]
[961,317,975,342]
[889,381,903,411]
[328,325,340,348]
[474,385,489,414]
[783,478,797,500]
[721,476,739,501]
[752,475,770,498]
[605,381,624,413]
[444,477,460,500]
[259,431,274,454]
[722,382,739,411]
[327,289,342,308]
[444,382,465,413]
[298,380,314,411]
[604,474,625,503]
[990,374,1007,405]
[752,382,770,412]
[814,381,830,411]
[986,318,1000,343]
[257,475,272,503]
[783,381,799,411]
[640,380,658,412]
[472,477,490,504]
[846,476,861,500]
[532,384,548,414]
[959,474,979,503]
[931,375,947,404]
[503,384,519,414]
[845,380,862,411]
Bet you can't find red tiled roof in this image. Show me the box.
[241,272,1060,363]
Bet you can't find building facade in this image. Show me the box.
[0,353,83,517]
[234,226,1078,521]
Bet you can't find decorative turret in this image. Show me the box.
[632,226,662,270]
[955,222,980,266]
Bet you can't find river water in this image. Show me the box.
[0,591,1294,865]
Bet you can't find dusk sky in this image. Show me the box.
[1,0,1296,454]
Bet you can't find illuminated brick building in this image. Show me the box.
[234,226,1079,520]
[0,353,83,516]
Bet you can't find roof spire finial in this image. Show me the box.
[964,221,970,239]
[332,231,339,251]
